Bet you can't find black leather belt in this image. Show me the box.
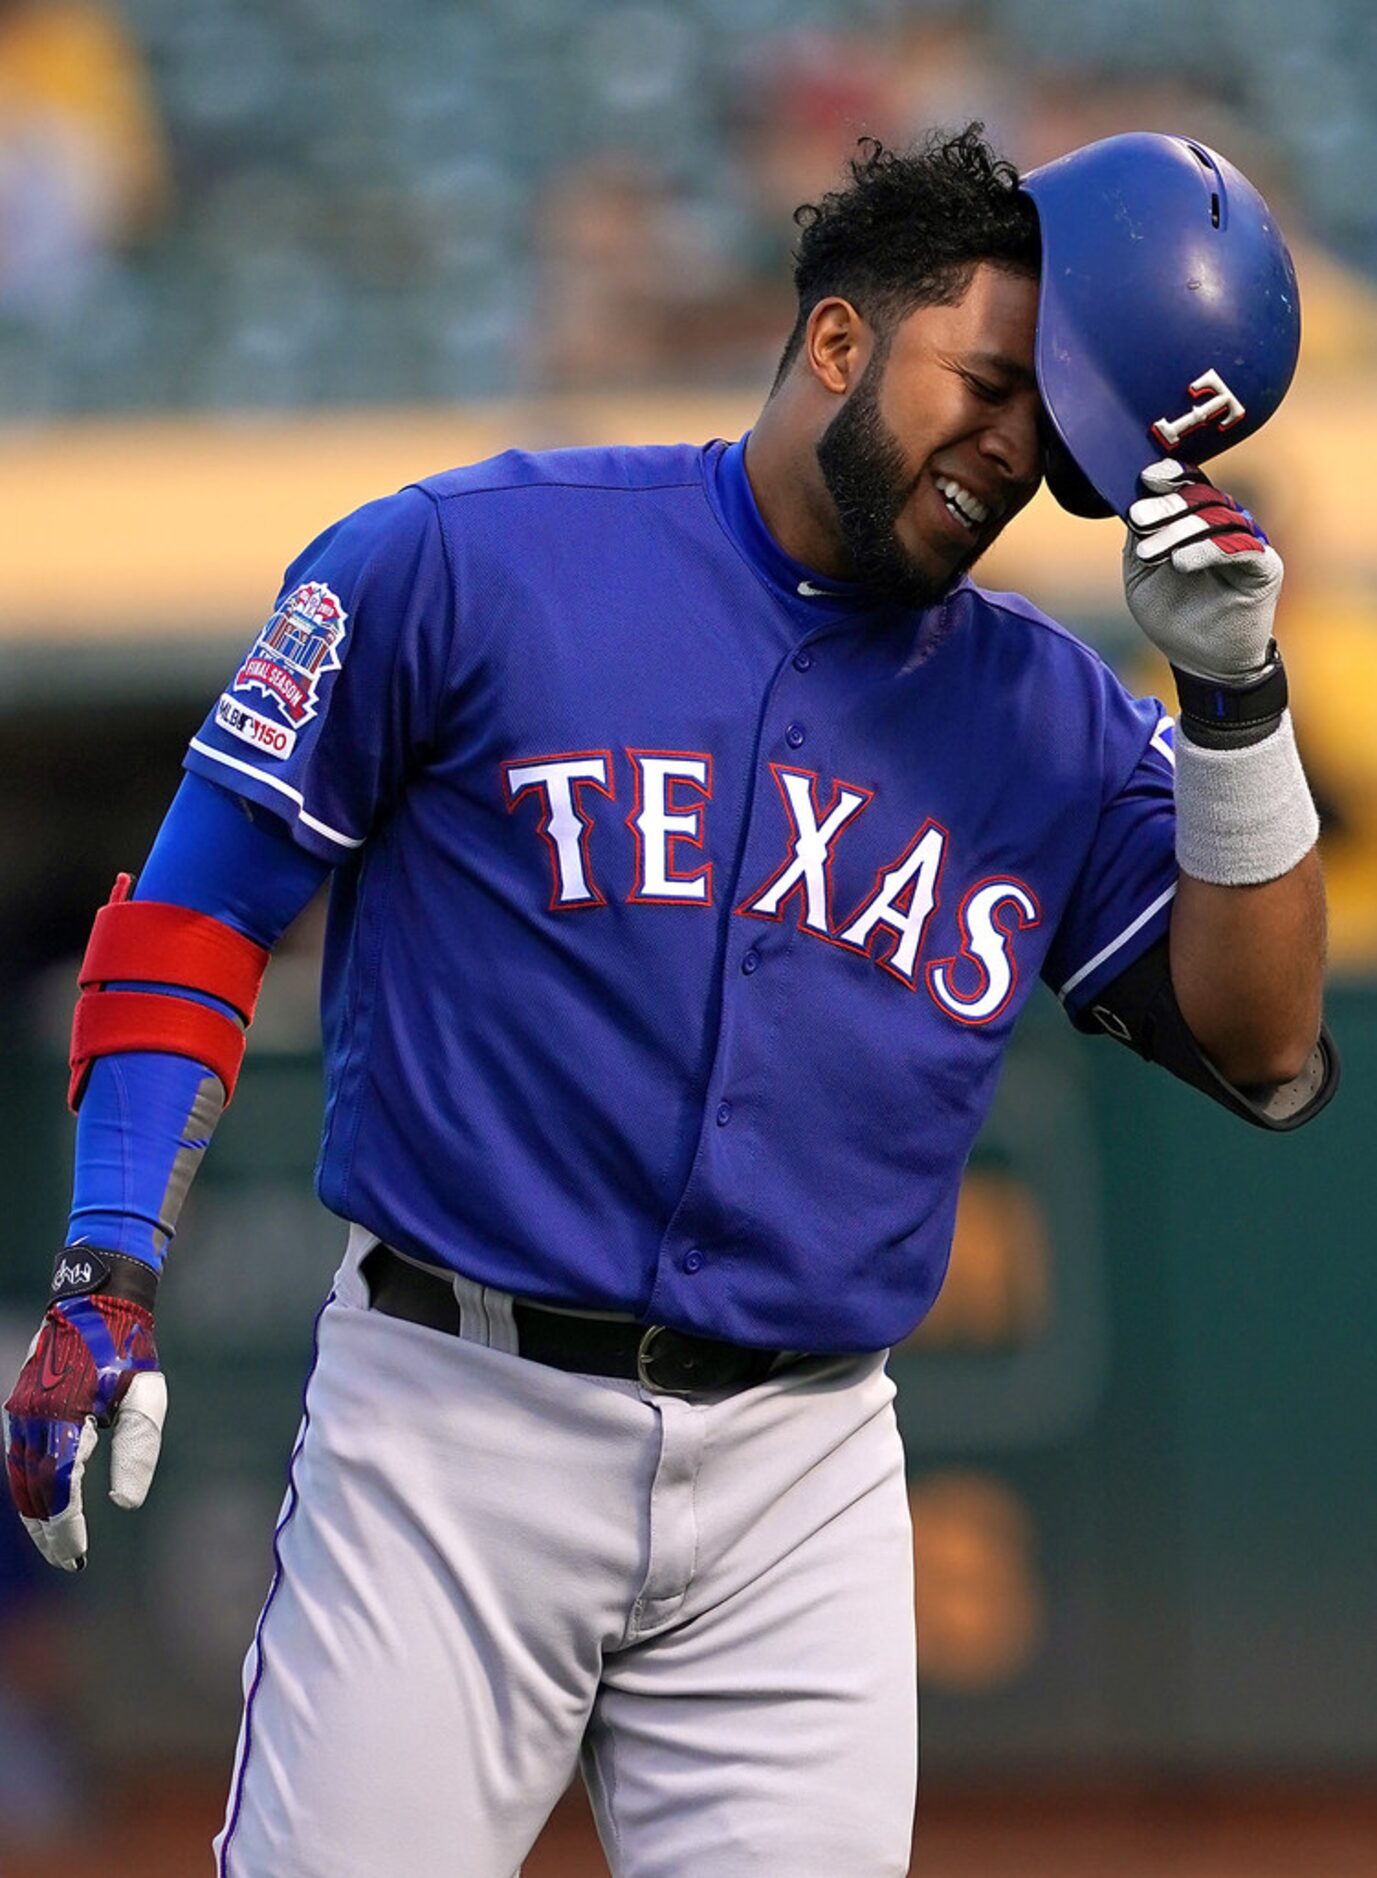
[362,1244,786,1396]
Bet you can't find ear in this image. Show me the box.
[803,299,870,396]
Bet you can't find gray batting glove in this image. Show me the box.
[1123,458,1283,680]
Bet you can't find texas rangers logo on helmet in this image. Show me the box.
[232,581,348,727]
[1151,369,1246,451]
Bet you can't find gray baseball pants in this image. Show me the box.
[214,1230,917,1877]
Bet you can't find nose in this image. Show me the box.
[979,390,1043,492]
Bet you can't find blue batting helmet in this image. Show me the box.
[1021,133,1301,520]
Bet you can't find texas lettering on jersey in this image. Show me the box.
[502,749,1038,1023]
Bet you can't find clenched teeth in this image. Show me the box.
[935,475,990,526]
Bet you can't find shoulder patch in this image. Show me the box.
[214,693,297,758]
[231,581,348,730]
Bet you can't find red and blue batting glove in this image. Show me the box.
[4,1248,166,1572]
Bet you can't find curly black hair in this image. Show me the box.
[772,124,1039,391]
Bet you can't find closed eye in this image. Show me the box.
[963,372,1007,404]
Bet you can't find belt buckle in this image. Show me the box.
[636,1324,702,1397]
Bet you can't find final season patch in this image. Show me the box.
[231,581,347,729]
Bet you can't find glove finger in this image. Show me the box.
[1139,457,1190,495]
[23,1418,97,1571]
[1134,511,1215,562]
[5,1405,81,1518]
[1128,489,1190,531]
[1129,481,1239,532]
[1135,504,1255,563]
[17,1512,84,1571]
[29,1506,90,1572]
[109,1370,168,1510]
[1170,534,1279,577]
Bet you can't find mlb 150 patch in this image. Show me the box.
[230,581,348,733]
[215,694,298,758]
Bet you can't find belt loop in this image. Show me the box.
[449,1269,487,1343]
[341,1224,381,1310]
[479,1284,519,1357]
[449,1269,520,1354]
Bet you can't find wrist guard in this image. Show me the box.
[49,1245,159,1311]
[1173,709,1319,887]
[1172,645,1289,749]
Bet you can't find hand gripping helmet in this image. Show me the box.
[1020,133,1301,520]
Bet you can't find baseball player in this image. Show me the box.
[4,127,1336,1877]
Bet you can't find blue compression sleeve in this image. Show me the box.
[67,776,332,1267]
[137,773,332,942]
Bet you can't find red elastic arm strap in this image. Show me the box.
[69,992,247,1111]
[78,881,270,1020]
[67,873,271,1111]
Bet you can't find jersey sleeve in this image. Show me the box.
[1042,694,1179,1016]
[183,484,453,861]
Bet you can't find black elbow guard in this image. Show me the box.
[1073,937,1339,1131]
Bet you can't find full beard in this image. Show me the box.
[816,352,965,610]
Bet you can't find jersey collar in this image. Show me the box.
[705,434,882,623]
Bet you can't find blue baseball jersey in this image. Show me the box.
[184,437,1177,1352]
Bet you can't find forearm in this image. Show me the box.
[1166,700,1325,1087]
[1121,469,1330,1090]
[11,769,331,1575]
[64,776,329,1267]
[69,1052,226,1267]
[1170,849,1325,1086]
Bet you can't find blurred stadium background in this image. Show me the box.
[1,0,1374,1872]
